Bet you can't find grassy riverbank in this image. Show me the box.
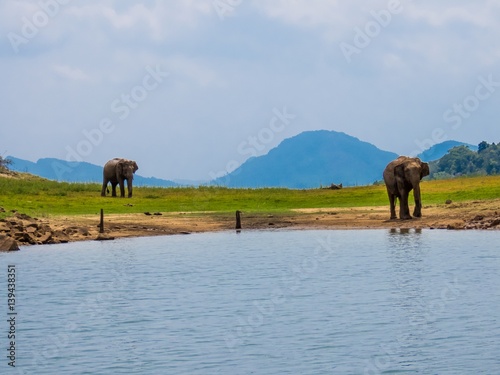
[1,172,500,218]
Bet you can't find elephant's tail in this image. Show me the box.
[106,188,109,194]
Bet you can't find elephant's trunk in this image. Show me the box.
[127,177,133,198]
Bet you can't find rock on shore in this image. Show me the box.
[0,235,19,251]
[0,212,91,250]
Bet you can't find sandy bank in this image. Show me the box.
[1,199,500,249]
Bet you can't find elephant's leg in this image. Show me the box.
[399,191,412,220]
[118,179,125,198]
[388,193,397,220]
[111,182,118,197]
[101,180,108,197]
[413,202,422,217]
[412,185,422,217]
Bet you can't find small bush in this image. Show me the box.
[0,156,12,171]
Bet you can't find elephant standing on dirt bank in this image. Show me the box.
[101,158,138,198]
[383,156,430,220]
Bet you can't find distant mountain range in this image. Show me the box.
[7,157,178,187]
[417,140,478,162]
[214,130,398,188]
[6,133,481,189]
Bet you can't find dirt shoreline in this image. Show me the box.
[1,199,500,249]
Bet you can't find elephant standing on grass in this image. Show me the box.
[383,156,430,220]
[101,158,138,198]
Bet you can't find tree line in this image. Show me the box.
[429,142,500,179]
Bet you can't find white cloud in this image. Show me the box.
[251,0,368,37]
[2,1,500,180]
[251,0,500,32]
[52,64,91,81]
[166,56,220,87]
[65,1,212,41]
[69,4,148,29]
[405,1,500,27]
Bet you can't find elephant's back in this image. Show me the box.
[104,158,122,167]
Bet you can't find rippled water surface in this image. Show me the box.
[2,229,500,374]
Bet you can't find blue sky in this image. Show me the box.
[1,0,499,181]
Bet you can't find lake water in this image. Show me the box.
[1,229,500,374]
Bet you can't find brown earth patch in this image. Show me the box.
[1,199,500,250]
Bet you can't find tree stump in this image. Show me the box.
[235,210,242,230]
[99,209,104,233]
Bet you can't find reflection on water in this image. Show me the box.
[384,229,433,373]
[386,228,428,301]
[2,230,500,375]
[387,227,423,248]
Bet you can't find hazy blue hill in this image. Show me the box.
[5,157,37,175]
[134,175,178,188]
[8,157,102,182]
[417,140,478,162]
[213,130,398,188]
[7,156,178,187]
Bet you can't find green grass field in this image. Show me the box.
[1,173,499,218]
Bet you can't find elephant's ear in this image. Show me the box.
[394,162,406,180]
[132,161,138,173]
[420,162,430,179]
[116,161,123,175]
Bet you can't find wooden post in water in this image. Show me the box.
[96,208,115,241]
[235,210,242,231]
[99,209,104,233]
